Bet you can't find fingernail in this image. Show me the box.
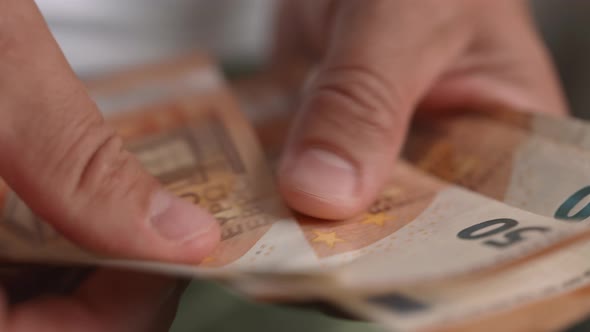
[283,149,358,202]
[150,190,217,242]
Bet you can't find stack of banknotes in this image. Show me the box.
[3,53,590,331]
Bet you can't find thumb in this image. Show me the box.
[278,1,470,219]
[0,0,219,263]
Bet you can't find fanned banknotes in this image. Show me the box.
[332,111,590,331]
[3,54,590,331]
[235,67,590,330]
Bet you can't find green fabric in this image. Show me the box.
[170,280,382,332]
[170,280,590,332]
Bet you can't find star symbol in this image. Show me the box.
[201,257,215,264]
[454,156,479,179]
[311,230,345,248]
[383,186,403,197]
[362,213,391,226]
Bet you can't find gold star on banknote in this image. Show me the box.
[311,230,344,248]
[201,257,215,264]
[382,186,403,197]
[362,213,390,226]
[454,156,479,179]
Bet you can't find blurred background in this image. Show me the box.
[31,1,590,331]
[35,0,590,119]
[35,0,276,76]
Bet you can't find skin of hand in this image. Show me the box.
[0,0,220,331]
[275,0,568,220]
[0,0,569,330]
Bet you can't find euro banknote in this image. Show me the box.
[234,68,590,330]
[2,55,590,331]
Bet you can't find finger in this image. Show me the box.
[1,270,182,332]
[419,1,568,116]
[0,0,219,262]
[271,0,310,65]
[279,1,472,219]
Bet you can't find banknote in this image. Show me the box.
[463,106,590,150]
[337,112,590,331]
[232,70,590,289]
[2,56,582,289]
[0,54,292,272]
[102,64,590,290]
[5,54,582,285]
[232,74,590,330]
[337,236,590,332]
[4,54,590,332]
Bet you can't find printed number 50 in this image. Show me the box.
[555,186,590,221]
[457,218,550,249]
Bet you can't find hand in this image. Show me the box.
[0,1,220,330]
[274,0,567,219]
[1,269,185,332]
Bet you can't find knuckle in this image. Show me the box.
[0,29,16,60]
[49,112,147,206]
[39,77,93,118]
[0,17,20,62]
[36,83,150,205]
[309,65,408,139]
[312,94,393,140]
[75,130,145,202]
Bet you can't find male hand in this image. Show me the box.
[0,1,220,330]
[276,0,567,219]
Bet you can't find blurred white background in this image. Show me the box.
[35,0,277,76]
[34,0,590,117]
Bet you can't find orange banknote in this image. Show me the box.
[2,54,590,332]
[0,55,588,281]
[233,70,590,331]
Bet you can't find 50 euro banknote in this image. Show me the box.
[235,71,590,330]
[2,55,590,331]
[327,111,590,332]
